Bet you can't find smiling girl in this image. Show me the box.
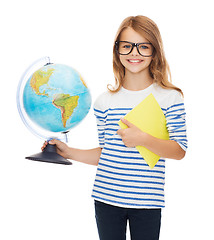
[42,15,188,240]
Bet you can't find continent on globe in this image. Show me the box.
[30,68,55,96]
[53,93,79,128]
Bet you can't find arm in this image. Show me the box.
[117,118,186,160]
[67,146,102,166]
[42,139,102,166]
[140,133,185,160]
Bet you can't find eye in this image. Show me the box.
[139,44,149,49]
[123,44,131,49]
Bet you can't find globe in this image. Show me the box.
[17,57,92,165]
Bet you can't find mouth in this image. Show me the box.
[127,59,144,63]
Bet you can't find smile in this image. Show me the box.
[127,59,143,63]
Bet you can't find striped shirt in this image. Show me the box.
[92,83,188,208]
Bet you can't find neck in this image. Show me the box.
[122,69,154,91]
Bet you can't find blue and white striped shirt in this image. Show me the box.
[92,83,188,208]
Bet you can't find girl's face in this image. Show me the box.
[118,28,153,76]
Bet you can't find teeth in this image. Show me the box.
[128,60,142,63]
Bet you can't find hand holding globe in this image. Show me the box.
[42,139,71,159]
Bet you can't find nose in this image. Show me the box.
[131,45,139,55]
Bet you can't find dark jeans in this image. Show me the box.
[95,200,161,240]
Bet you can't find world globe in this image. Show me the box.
[17,57,92,165]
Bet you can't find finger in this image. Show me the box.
[41,141,48,151]
[120,118,135,128]
[48,139,56,145]
[117,129,124,136]
[49,139,61,145]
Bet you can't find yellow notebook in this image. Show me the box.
[118,93,169,169]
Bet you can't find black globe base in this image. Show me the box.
[25,143,72,165]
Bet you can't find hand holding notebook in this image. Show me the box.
[118,93,169,169]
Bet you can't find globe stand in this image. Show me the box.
[25,143,72,165]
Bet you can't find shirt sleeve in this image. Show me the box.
[165,91,188,151]
[93,94,107,148]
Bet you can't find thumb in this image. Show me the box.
[120,118,135,128]
[49,139,61,145]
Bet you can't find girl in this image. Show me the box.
[42,15,188,240]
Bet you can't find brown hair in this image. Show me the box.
[108,15,183,96]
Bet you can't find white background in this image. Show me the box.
[1,0,214,239]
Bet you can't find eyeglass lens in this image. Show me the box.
[117,42,153,56]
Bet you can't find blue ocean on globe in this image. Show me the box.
[23,64,91,133]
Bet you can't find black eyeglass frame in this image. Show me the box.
[115,41,154,57]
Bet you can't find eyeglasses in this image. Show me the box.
[115,41,154,57]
